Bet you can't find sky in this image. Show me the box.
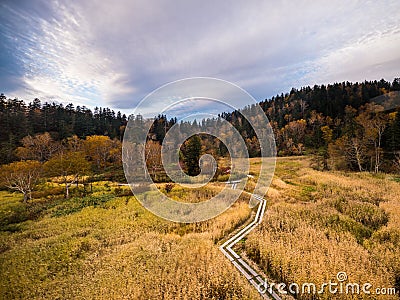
[0,0,400,116]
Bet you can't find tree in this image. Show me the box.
[280,119,307,155]
[387,111,400,153]
[145,140,162,178]
[182,135,202,176]
[356,104,388,173]
[43,152,91,198]
[0,160,42,202]
[317,126,333,170]
[15,132,60,162]
[65,135,83,152]
[394,153,400,174]
[109,139,122,166]
[83,135,114,170]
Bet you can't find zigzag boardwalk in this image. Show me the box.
[220,182,282,300]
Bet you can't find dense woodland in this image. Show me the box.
[1,78,400,184]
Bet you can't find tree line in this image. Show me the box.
[149,79,400,173]
[221,78,400,172]
[0,94,127,164]
[0,133,122,201]
[1,78,400,201]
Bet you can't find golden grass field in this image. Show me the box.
[1,157,400,299]
[242,157,400,300]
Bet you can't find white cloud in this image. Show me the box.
[1,0,400,113]
[306,28,400,84]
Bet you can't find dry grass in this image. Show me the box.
[157,182,225,203]
[0,185,259,299]
[2,158,400,299]
[242,157,400,299]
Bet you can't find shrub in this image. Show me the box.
[114,187,133,197]
[331,198,388,230]
[164,183,174,193]
[216,174,230,182]
[31,187,64,199]
[51,194,114,217]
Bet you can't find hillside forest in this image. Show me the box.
[1,78,400,201]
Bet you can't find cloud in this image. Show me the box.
[305,28,400,84]
[0,0,132,108]
[0,0,399,116]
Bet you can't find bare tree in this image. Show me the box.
[145,140,162,179]
[348,137,367,172]
[0,160,42,202]
[15,132,61,162]
[356,104,388,173]
[43,152,90,198]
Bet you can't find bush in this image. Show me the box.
[51,194,114,217]
[331,198,388,230]
[0,202,30,228]
[113,187,133,197]
[31,187,64,199]
[164,183,174,193]
[323,214,373,243]
[216,174,230,182]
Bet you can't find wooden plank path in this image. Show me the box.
[220,182,282,300]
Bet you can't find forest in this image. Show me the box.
[1,78,400,171]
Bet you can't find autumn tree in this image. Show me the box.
[145,140,162,178]
[246,136,261,157]
[43,152,90,198]
[331,106,368,171]
[83,135,114,170]
[0,160,42,202]
[109,139,122,166]
[15,132,60,161]
[356,104,388,173]
[280,119,307,155]
[65,135,83,152]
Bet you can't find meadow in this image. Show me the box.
[1,157,400,299]
[0,181,258,299]
[242,157,400,299]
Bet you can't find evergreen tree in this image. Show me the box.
[183,135,202,176]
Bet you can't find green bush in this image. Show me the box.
[323,214,373,243]
[370,228,400,246]
[51,194,114,217]
[0,202,29,228]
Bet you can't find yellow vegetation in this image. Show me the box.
[0,185,258,299]
[1,157,400,299]
[243,157,400,299]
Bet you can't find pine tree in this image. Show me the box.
[183,135,202,176]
